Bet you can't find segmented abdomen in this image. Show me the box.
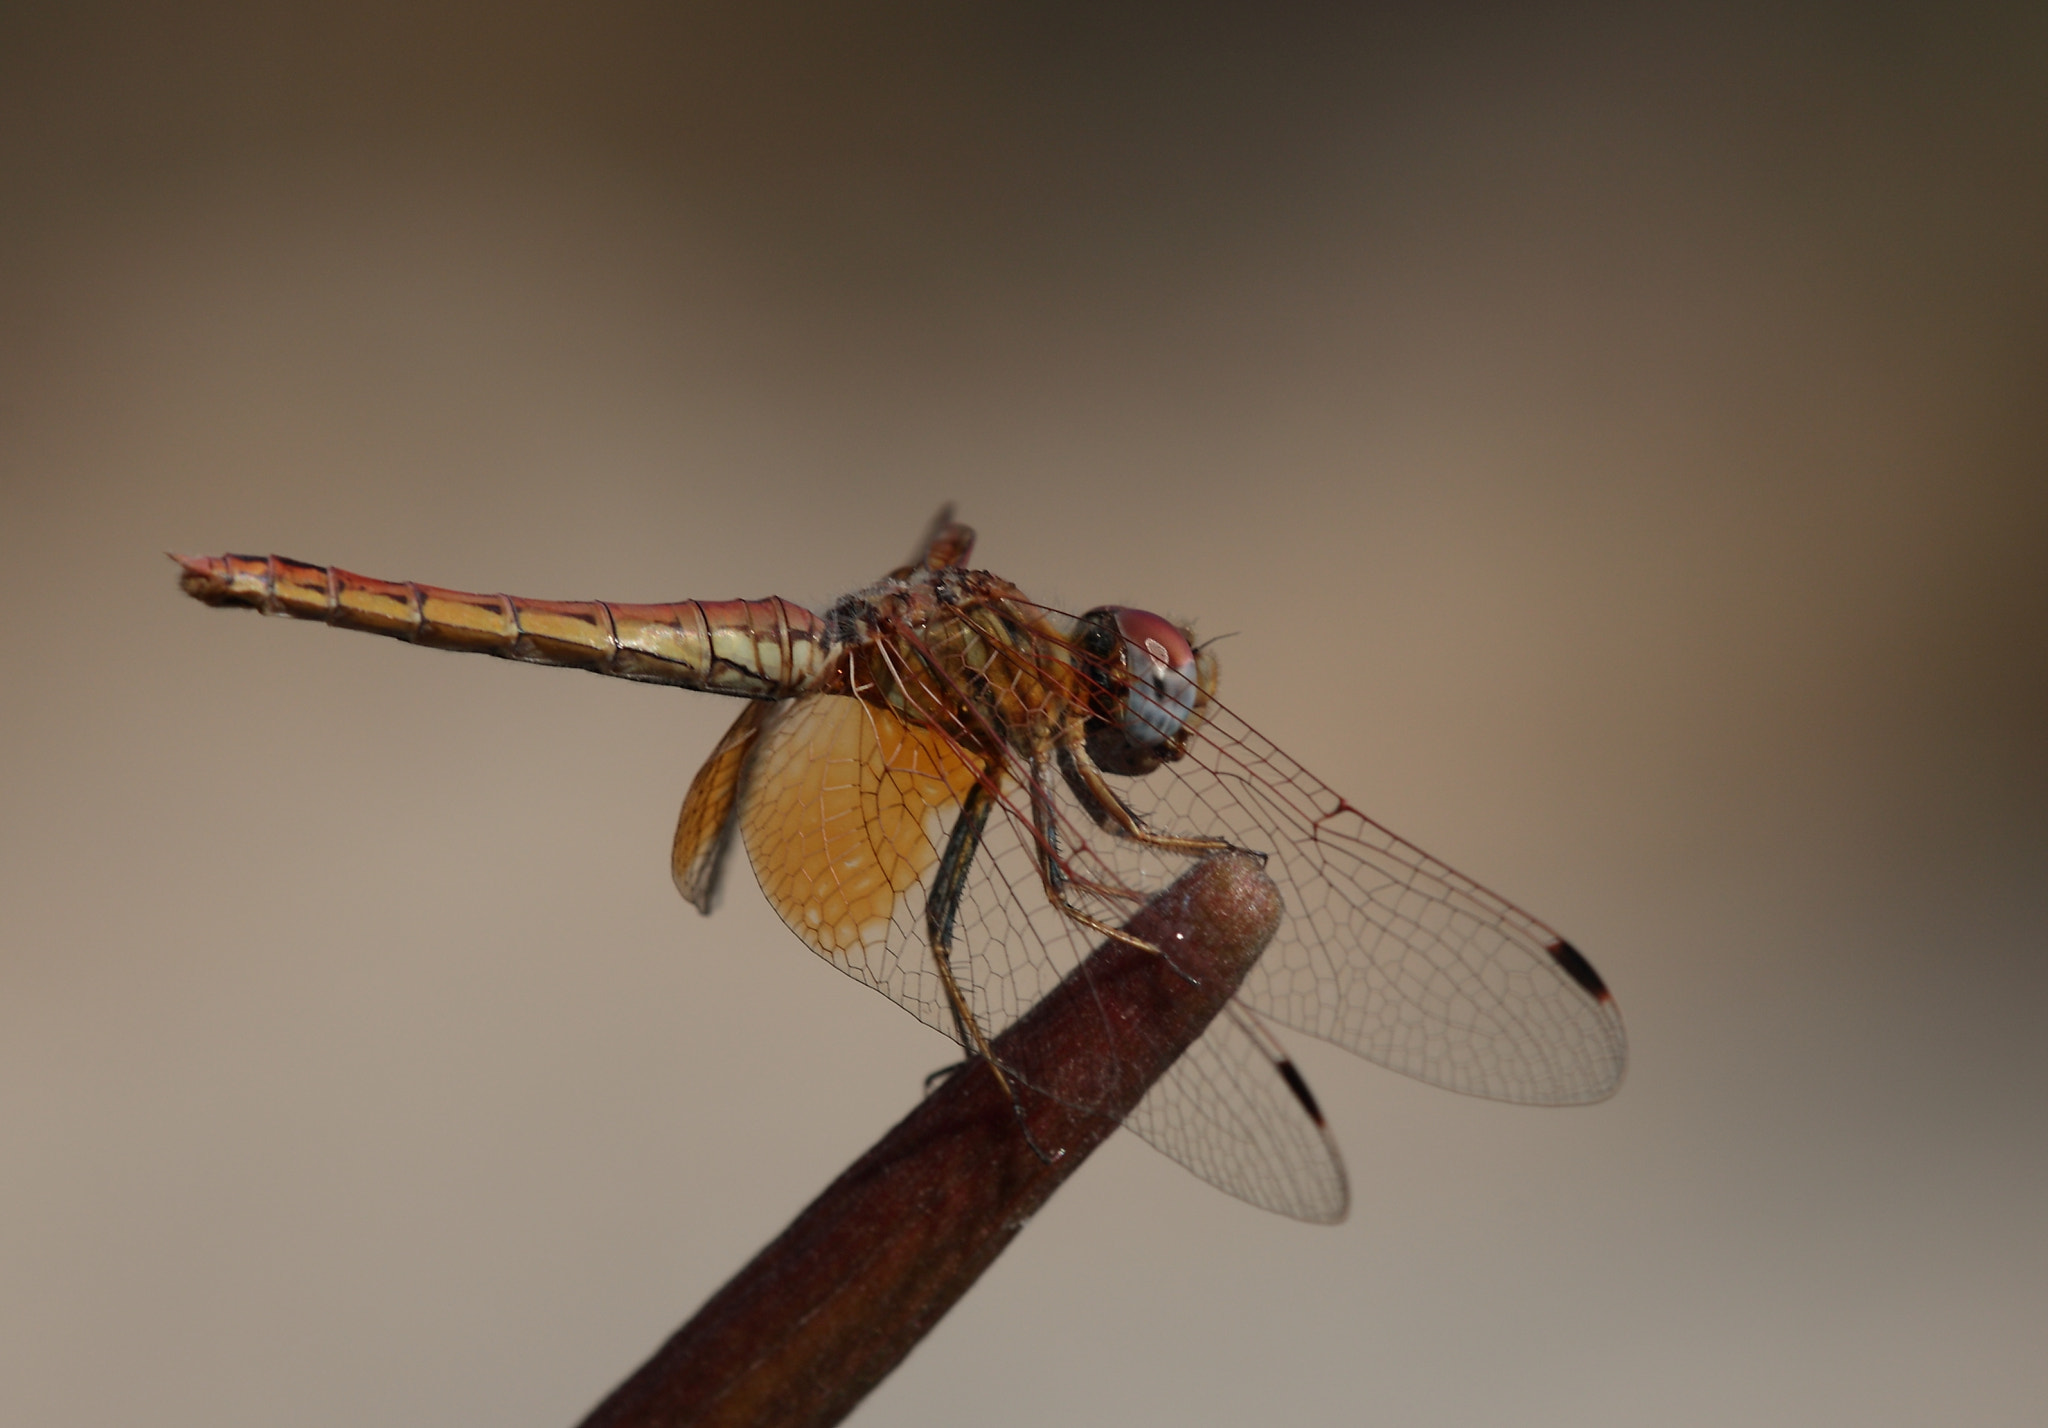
[175,553,828,698]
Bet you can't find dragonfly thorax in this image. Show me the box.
[820,568,1081,763]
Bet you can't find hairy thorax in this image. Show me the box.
[817,567,1079,767]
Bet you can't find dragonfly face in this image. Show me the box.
[178,513,1625,1224]
[1073,605,1216,777]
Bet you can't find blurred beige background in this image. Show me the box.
[4,5,2044,1425]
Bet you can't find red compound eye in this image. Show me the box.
[1111,607,1195,675]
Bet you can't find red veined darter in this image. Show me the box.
[176,511,1624,1222]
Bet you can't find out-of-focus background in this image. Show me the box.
[4,5,2043,1425]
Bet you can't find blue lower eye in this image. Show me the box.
[1123,669,1199,748]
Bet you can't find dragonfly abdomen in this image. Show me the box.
[174,553,828,697]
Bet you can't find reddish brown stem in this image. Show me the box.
[576,852,1282,1428]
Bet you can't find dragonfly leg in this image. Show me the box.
[922,1058,969,1095]
[926,770,1063,1165]
[1027,757,1151,906]
[1026,754,1176,960]
[1056,726,1234,858]
[927,777,996,1054]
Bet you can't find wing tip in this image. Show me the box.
[1547,937,1611,1002]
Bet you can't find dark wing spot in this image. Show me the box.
[1275,1059,1327,1127]
[1548,938,1610,1001]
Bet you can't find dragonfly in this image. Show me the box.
[175,511,1624,1222]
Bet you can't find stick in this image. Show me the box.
[576,851,1282,1428]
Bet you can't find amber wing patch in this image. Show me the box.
[739,692,981,965]
[672,701,774,914]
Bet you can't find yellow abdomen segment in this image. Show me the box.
[175,552,827,698]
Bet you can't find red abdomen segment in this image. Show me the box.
[175,553,828,698]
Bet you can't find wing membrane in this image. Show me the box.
[672,701,773,913]
[738,692,981,1002]
[1103,693,1627,1105]
[1122,1007,1350,1223]
[922,743,1353,1220]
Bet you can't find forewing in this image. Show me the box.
[1112,695,1626,1105]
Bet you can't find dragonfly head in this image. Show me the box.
[1075,606,1218,775]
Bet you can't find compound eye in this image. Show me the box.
[1111,607,1201,752]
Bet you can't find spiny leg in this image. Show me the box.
[1025,753,1167,955]
[1029,725,1239,965]
[926,767,1062,1163]
[926,778,991,1050]
[1027,754,1157,906]
[1056,726,1235,858]
[1028,754,1200,983]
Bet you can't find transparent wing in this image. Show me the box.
[1122,1006,1350,1223]
[920,738,1355,1222]
[1105,694,1627,1106]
